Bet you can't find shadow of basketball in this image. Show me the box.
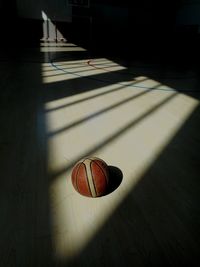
[106,165,123,195]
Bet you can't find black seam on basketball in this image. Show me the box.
[94,161,109,185]
[90,161,98,196]
[83,162,93,196]
[93,165,107,196]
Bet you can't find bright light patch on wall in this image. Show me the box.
[41,10,67,42]
[45,64,199,262]
[42,11,48,21]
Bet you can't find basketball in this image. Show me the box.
[71,157,109,197]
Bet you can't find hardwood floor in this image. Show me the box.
[0,42,200,266]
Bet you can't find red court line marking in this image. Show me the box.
[87,60,113,72]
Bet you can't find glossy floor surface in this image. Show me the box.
[0,41,200,266]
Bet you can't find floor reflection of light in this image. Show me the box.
[42,58,126,84]
[46,87,199,262]
[40,46,87,53]
[41,44,199,262]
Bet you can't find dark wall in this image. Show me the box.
[87,0,199,62]
[0,0,43,46]
[0,0,18,44]
[1,0,199,62]
[16,0,72,22]
[85,1,181,57]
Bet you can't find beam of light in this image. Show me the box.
[44,77,150,114]
[45,62,199,262]
[41,10,67,43]
[41,41,199,262]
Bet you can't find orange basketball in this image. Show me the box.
[71,157,109,197]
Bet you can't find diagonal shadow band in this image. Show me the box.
[43,66,101,77]
[45,78,148,113]
[50,60,134,84]
[49,91,178,180]
[43,63,92,73]
[47,82,156,137]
